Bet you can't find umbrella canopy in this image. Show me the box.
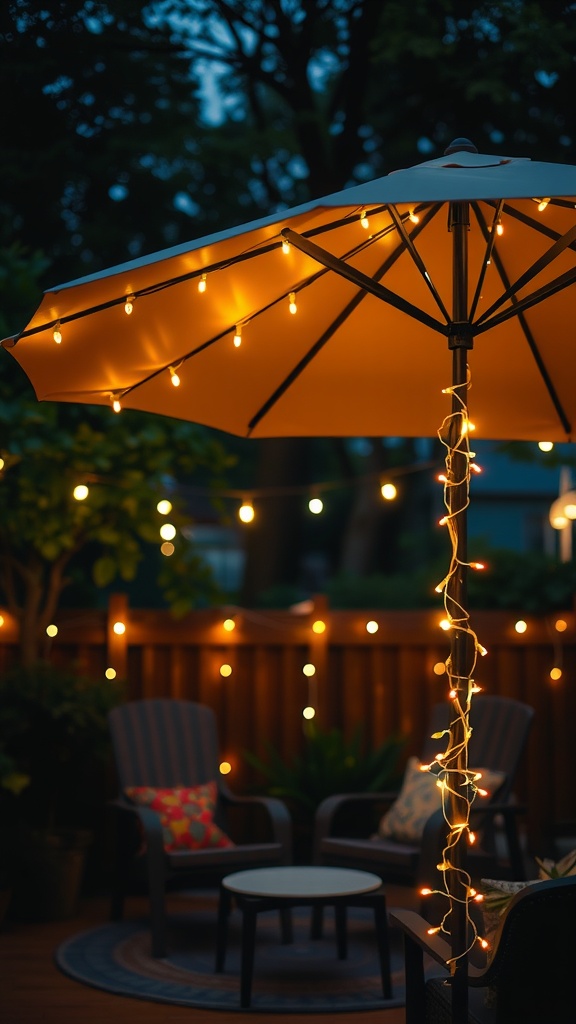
[4,139,576,1023]
[4,140,576,444]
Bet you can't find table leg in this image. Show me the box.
[215,884,232,972]
[240,900,258,1009]
[373,895,392,998]
[335,902,348,959]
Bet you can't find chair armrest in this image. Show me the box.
[391,908,453,968]
[312,790,398,861]
[219,790,293,860]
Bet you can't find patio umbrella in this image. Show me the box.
[4,138,576,1023]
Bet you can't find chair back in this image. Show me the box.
[421,695,534,803]
[109,699,221,790]
[479,876,576,1022]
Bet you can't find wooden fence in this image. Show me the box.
[2,593,575,852]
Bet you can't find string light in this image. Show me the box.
[53,322,62,344]
[537,198,550,212]
[73,484,89,501]
[124,295,134,315]
[303,706,316,720]
[169,366,181,387]
[380,482,397,501]
[105,667,117,680]
[198,273,207,293]
[555,619,568,633]
[238,499,255,524]
[220,760,232,774]
[111,394,122,413]
[113,621,126,635]
[223,618,236,632]
[308,496,323,514]
[289,291,297,314]
[157,499,172,515]
[496,218,504,236]
[550,666,563,681]
[159,523,176,541]
[366,620,379,634]
[538,441,554,452]
[515,620,527,634]
[302,663,316,677]
[220,663,232,677]
[281,239,290,254]
[233,325,242,348]
[360,210,369,228]
[46,624,58,637]
[312,620,326,634]
[161,542,175,556]
[409,210,420,224]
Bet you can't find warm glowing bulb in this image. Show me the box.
[220,664,232,677]
[220,760,232,774]
[113,621,126,635]
[303,663,316,677]
[550,666,563,681]
[0,459,4,471]
[282,239,290,254]
[112,397,122,413]
[496,221,504,236]
[565,503,576,519]
[366,620,379,634]
[409,210,420,224]
[160,523,176,541]
[439,618,451,631]
[73,484,89,501]
[233,325,242,347]
[223,618,236,632]
[198,273,207,293]
[53,322,62,344]
[538,198,550,212]
[515,619,527,634]
[471,561,485,570]
[105,667,117,680]
[360,210,369,228]
[169,367,181,387]
[0,615,4,627]
[552,515,569,529]
[238,502,255,524]
[124,295,134,315]
[308,497,323,514]
[380,482,397,500]
[289,292,297,314]
[160,541,175,556]
[46,624,58,637]
[312,619,326,634]
[555,619,568,632]
[303,706,316,719]
[538,441,554,452]
[157,499,172,515]
[433,662,446,675]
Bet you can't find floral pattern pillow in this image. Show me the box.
[125,781,234,852]
[377,756,505,844]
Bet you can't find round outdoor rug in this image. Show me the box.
[55,900,418,1012]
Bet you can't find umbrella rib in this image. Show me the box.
[468,201,504,322]
[471,217,573,437]
[475,221,576,327]
[281,228,448,334]
[386,205,452,322]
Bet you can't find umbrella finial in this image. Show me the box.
[444,138,478,155]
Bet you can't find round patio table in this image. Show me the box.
[215,865,392,1007]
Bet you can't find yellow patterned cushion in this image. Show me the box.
[377,756,505,844]
[125,781,234,852]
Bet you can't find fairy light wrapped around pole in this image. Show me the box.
[444,197,475,1024]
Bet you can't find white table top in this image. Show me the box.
[222,865,382,899]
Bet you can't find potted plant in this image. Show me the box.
[0,662,123,920]
[244,720,405,862]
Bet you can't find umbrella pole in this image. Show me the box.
[446,199,475,1024]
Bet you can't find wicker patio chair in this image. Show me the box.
[391,875,576,1023]
[108,698,292,956]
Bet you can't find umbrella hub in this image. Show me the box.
[447,322,474,350]
[444,137,478,155]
